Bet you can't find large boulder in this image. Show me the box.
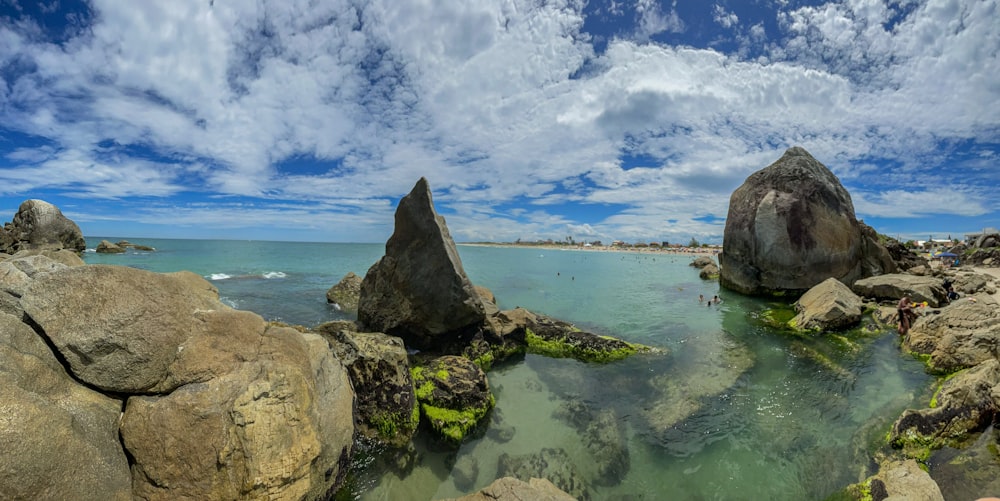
[95,239,126,254]
[791,277,864,331]
[326,329,419,447]
[851,274,948,307]
[20,265,228,393]
[0,313,132,501]
[902,294,1000,373]
[120,324,354,501]
[17,264,356,499]
[0,199,86,254]
[719,147,895,296]
[358,178,487,350]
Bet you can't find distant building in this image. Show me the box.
[965,227,999,244]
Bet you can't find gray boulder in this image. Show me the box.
[719,147,896,296]
[0,254,69,298]
[903,294,1000,373]
[791,277,864,331]
[0,313,132,501]
[326,271,363,312]
[358,177,487,350]
[0,199,86,254]
[851,274,947,307]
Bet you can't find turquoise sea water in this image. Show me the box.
[82,238,934,500]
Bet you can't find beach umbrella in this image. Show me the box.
[936,252,958,258]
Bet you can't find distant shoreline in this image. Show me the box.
[458,242,721,258]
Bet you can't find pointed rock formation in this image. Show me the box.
[719,147,896,296]
[358,177,487,350]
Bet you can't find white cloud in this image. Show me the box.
[0,0,997,243]
[712,4,739,29]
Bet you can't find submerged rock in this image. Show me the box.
[553,401,629,486]
[719,147,895,296]
[642,332,754,436]
[0,199,86,254]
[442,476,576,501]
[358,178,487,350]
[497,448,593,501]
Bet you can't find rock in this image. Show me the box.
[907,265,929,276]
[791,277,864,331]
[553,401,629,486]
[719,147,895,296]
[20,265,228,393]
[883,239,928,271]
[1,254,69,298]
[975,232,1000,248]
[0,313,132,501]
[889,359,1000,457]
[690,256,715,268]
[521,308,653,363]
[0,199,86,254]
[851,274,947,307]
[326,271,363,312]
[451,454,479,492]
[642,332,754,436]
[865,460,944,501]
[120,323,354,501]
[358,178,487,350]
[95,239,126,253]
[474,284,500,316]
[699,262,720,279]
[442,476,576,501]
[412,355,494,444]
[953,271,995,295]
[328,329,418,447]
[497,448,592,501]
[902,294,1000,373]
[10,248,86,267]
[925,425,1000,499]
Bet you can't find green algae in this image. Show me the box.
[524,328,645,363]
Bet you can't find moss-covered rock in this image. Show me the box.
[411,355,494,445]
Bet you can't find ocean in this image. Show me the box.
[82,237,933,500]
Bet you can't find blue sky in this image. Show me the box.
[1,0,997,244]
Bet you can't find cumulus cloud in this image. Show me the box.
[0,0,997,243]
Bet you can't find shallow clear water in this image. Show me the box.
[83,239,934,500]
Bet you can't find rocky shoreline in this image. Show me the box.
[3,148,999,500]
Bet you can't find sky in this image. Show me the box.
[0,0,997,244]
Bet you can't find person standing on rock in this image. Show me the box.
[897,295,914,335]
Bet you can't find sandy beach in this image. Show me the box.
[459,242,722,258]
[972,266,1000,281]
